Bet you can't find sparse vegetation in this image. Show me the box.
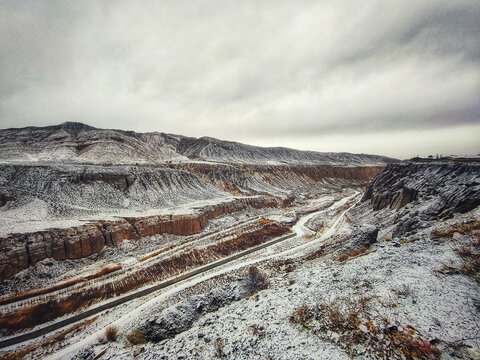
[0,223,289,332]
[290,296,440,359]
[214,337,225,358]
[431,220,480,239]
[0,264,121,306]
[272,259,297,273]
[138,245,175,262]
[433,219,480,283]
[290,305,314,328]
[440,241,480,283]
[250,324,265,338]
[0,317,97,360]
[105,325,118,342]
[335,246,370,262]
[304,247,325,261]
[127,329,147,345]
[245,265,269,295]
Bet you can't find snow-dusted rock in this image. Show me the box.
[142,280,250,342]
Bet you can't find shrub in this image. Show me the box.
[245,266,268,295]
[250,324,265,338]
[214,337,225,358]
[335,246,369,262]
[290,305,313,327]
[126,329,147,345]
[105,326,118,342]
[289,297,440,358]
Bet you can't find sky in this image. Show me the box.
[0,1,479,159]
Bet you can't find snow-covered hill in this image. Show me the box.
[0,122,395,165]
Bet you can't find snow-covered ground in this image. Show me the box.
[3,186,477,359]
[1,154,478,359]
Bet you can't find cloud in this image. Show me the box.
[0,0,479,157]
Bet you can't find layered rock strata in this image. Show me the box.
[172,163,385,195]
[362,162,480,217]
[0,197,275,280]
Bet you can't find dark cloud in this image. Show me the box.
[0,1,479,158]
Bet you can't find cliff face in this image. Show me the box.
[362,162,480,217]
[0,164,227,215]
[0,160,384,279]
[0,197,275,280]
[172,163,384,195]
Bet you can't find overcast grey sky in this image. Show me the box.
[1,1,479,158]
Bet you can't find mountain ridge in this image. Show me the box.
[0,122,397,165]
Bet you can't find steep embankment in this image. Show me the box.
[0,164,231,237]
[362,162,480,216]
[172,162,384,196]
[0,164,228,218]
[357,162,480,238]
[0,197,275,280]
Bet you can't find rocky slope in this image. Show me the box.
[54,161,480,360]
[0,124,389,278]
[358,162,480,238]
[1,137,479,359]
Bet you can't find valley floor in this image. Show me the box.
[1,188,479,359]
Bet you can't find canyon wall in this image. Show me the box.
[172,163,384,195]
[0,161,385,280]
[0,197,275,280]
[362,162,480,217]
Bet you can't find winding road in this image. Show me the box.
[0,192,360,351]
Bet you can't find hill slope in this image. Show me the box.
[0,122,395,165]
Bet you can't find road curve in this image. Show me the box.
[0,193,359,350]
[0,232,295,349]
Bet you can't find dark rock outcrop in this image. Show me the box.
[143,280,250,342]
[0,193,15,207]
[342,225,378,254]
[362,162,480,217]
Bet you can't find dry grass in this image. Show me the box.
[137,245,175,262]
[105,326,118,342]
[271,259,297,273]
[433,219,480,283]
[431,220,480,239]
[304,247,325,261]
[290,297,440,359]
[84,264,122,280]
[0,278,84,307]
[335,246,370,262]
[440,241,480,283]
[126,329,147,345]
[0,223,289,333]
[0,264,121,306]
